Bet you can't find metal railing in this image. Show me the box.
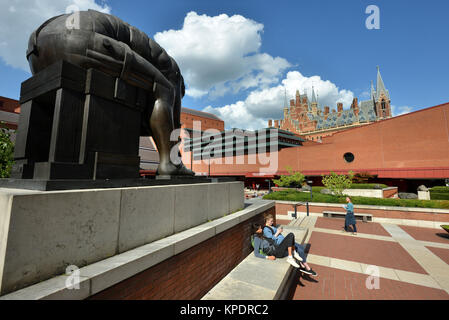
[291,201,309,219]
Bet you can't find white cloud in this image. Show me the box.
[154,11,291,99]
[204,70,355,130]
[391,105,413,116]
[0,0,110,72]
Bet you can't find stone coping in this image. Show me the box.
[202,225,309,300]
[275,200,449,214]
[0,199,274,300]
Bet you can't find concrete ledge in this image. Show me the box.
[0,199,274,300]
[202,225,309,300]
[0,181,244,295]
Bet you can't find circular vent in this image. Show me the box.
[343,152,355,163]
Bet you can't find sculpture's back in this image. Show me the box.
[8,10,194,187]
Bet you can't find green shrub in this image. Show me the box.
[263,190,449,209]
[431,186,449,193]
[0,122,14,178]
[430,186,449,200]
[322,172,353,197]
[273,167,305,188]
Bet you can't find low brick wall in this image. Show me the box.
[88,206,276,300]
[383,187,399,198]
[275,202,449,223]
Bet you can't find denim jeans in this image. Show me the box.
[294,243,307,263]
[345,223,357,233]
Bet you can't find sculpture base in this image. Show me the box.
[0,176,236,191]
[0,181,244,295]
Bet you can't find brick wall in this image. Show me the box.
[89,206,275,300]
[383,187,398,198]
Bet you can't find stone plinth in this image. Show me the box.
[418,190,431,200]
[0,181,244,295]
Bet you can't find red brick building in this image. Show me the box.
[186,101,449,192]
[269,67,392,142]
[0,96,21,131]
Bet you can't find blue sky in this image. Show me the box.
[1,0,448,129]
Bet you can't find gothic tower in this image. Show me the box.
[374,66,392,119]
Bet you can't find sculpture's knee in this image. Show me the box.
[153,82,175,106]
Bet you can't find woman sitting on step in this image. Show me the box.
[262,214,317,276]
[252,223,317,277]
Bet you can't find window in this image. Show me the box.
[343,152,355,163]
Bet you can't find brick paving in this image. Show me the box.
[315,217,391,237]
[426,246,449,265]
[289,218,449,300]
[291,265,449,300]
[307,231,428,274]
[399,225,449,244]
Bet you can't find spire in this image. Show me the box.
[376,66,390,100]
[311,86,317,103]
[283,88,288,109]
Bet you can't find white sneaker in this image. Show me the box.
[286,256,300,268]
[293,251,303,262]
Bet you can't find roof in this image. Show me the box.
[181,107,223,122]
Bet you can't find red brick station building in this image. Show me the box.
[1,94,449,192]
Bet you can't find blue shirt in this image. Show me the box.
[263,226,284,246]
[344,202,354,213]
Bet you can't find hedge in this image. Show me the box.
[430,186,449,200]
[310,184,388,192]
[263,190,449,209]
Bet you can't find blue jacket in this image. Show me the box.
[253,236,271,259]
[263,226,284,245]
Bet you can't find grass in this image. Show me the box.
[263,190,449,209]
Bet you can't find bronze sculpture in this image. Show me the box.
[25,9,194,177]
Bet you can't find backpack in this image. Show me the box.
[251,234,277,256]
[251,235,266,256]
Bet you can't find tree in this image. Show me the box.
[0,122,14,178]
[321,171,353,197]
[273,166,305,188]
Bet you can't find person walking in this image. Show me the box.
[343,197,357,235]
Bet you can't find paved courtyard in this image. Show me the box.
[289,217,449,300]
